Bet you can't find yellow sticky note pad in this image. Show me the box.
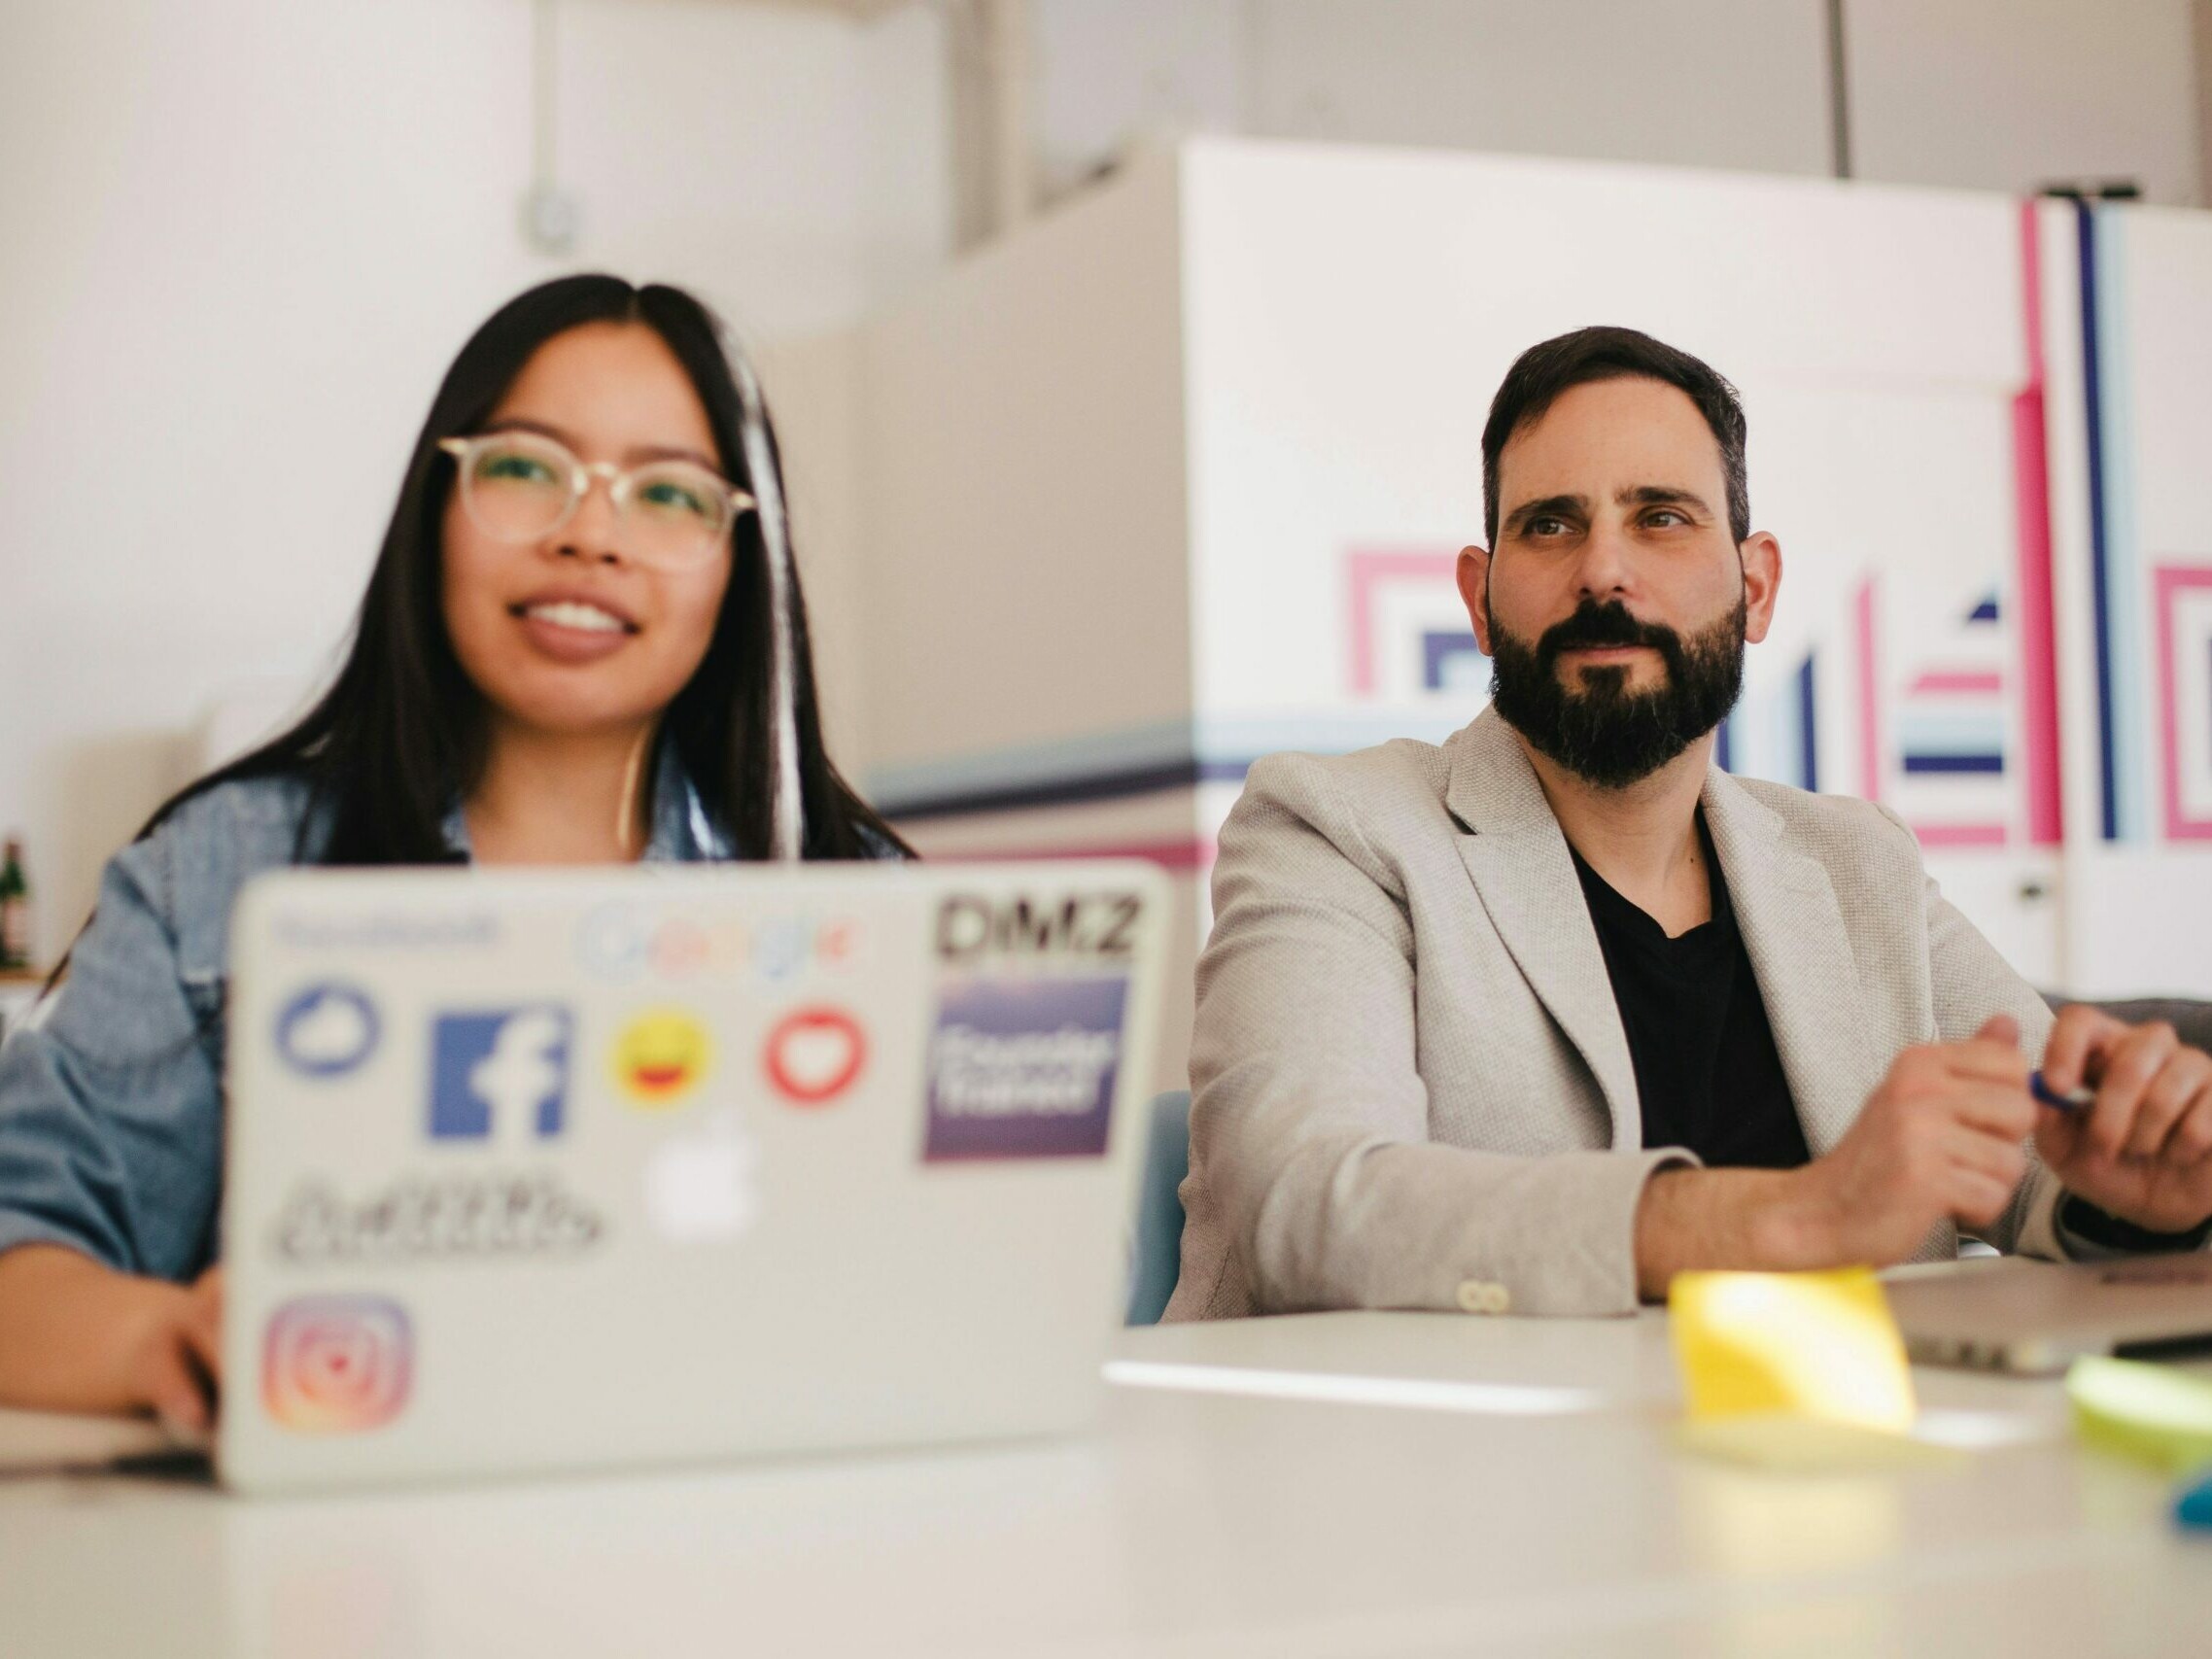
[1670,1267,1917,1434]
[1673,1414,1960,1471]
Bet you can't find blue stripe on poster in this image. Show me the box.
[1895,712,2008,755]
[2080,200,2149,844]
[866,712,1471,820]
[2093,202,2146,843]
[1421,630,1487,691]
[1796,654,1819,793]
[1902,753,2006,776]
[2078,198,2120,841]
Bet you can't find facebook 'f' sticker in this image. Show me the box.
[430,1008,573,1143]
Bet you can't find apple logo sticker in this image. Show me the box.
[643,1110,760,1243]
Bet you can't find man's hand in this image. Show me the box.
[1635,1017,2036,1296]
[2034,1005,2212,1235]
[1779,1015,2036,1263]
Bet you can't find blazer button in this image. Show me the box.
[1456,1279,1511,1315]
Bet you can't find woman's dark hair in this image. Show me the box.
[1480,325,1750,548]
[144,274,907,864]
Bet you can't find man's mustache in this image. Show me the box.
[1537,601,1683,665]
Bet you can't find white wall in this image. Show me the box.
[1849,0,2203,204]
[0,0,949,965]
[1032,0,2204,205]
[6,0,2203,976]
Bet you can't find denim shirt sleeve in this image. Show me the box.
[0,824,226,1279]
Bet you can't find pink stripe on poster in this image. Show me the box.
[2013,196,2065,847]
[1855,577,1880,802]
[1346,550,1462,694]
[1908,670,2006,696]
[1909,822,2010,849]
[931,837,1218,870]
[2155,566,2212,842]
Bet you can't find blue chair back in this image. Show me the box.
[1125,1089,1192,1325]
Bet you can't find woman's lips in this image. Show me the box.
[510,599,638,664]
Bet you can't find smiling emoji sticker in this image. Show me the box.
[611,1009,712,1107]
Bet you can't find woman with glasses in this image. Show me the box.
[0,274,905,1430]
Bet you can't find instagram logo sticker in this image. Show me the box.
[262,1296,413,1433]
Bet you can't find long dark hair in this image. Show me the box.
[146,274,905,863]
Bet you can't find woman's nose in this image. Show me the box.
[554,469,625,565]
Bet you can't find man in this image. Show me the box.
[1166,327,2212,1320]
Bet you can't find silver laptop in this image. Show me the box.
[1884,1252,2212,1375]
[218,861,1168,1493]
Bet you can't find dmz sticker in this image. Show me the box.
[429,1007,573,1143]
[922,977,1127,1160]
[274,984,381,1079]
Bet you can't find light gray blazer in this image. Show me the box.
[1165,708,2069,1322]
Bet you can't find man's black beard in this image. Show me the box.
[1486,594,1746,790]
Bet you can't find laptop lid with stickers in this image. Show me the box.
[218,862,1167,1493]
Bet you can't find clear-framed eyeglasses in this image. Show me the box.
[437,430,755,570]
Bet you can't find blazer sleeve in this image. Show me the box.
[1185,755,1691,1317]
[1910,824,2070,1258]
[0,826,225,1280]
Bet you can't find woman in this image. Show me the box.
[0,275,905,1430]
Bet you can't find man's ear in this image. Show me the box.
[1740,532,1781,645]
[1458,545,1493,654]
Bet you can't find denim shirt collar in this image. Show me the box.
[437,739,735,864]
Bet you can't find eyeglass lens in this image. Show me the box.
[460,432,731,563]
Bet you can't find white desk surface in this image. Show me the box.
[4,1311,2208,1658]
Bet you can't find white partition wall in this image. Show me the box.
[1175,143,2060,986]
[2043,200,2212,997]
[817,138,2207,1082]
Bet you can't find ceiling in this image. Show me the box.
[733,0,916,17]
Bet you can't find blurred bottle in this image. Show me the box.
[0,836,29,970]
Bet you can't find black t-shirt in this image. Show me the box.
[1569,814,1811,1170]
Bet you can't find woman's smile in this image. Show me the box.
[506,586,641,665]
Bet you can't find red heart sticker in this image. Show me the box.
[763,1007,868,1107]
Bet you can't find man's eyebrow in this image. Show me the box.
[1618,484,1714,516]
[1502,494,1589,534]
[480,416,722,474]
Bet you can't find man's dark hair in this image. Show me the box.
[1480,326,1749,547]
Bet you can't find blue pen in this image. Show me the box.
[2030,1071,2094,1113]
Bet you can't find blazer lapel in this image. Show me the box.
[1702,771,1883,1158]
[1445,712,1642,1149]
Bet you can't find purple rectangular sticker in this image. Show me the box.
[923,976,1128,1160]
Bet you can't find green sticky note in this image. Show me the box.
[2066,1356,2212,1473]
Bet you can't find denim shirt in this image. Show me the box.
[0,755,891,1281]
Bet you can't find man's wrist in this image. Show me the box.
[1751,1165,1840,1270]
[2057,1193,2212,1259]
[1634,1163,1833,1299]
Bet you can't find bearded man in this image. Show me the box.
[1166,326,2212,1320]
